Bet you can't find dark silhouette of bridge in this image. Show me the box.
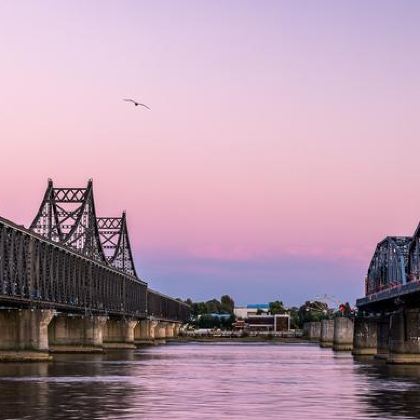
[0,180,189,360]
[352,221,420,363]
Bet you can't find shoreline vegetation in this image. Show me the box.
[182,295,352,332]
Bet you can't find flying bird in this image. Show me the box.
[123,98,151,110]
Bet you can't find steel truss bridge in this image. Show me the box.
[357,222,420,311]
[0,180,189,322]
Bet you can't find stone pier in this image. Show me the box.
[134,320,154,345]
[49,314,107,353]
[388,309,420,364]
[303,322,321,341]
[320,319,335,348]
[376,316,390,360]
[0,309,54,361]
[148,321,158,340]
[333,317,354,351]
[103,318,138,349]
[154,322,167,342]
[174,323,181,337]
[352,317,377,356]
[165,323,175,338]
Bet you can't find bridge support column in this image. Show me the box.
[376,316,390,360]
[303,322,321,341]
[103,318,138,349]
[148,321,158,340]
[173,323,181,337]
[320,320,334,348]
[0,309,54,361]
[388,309,420,364]
[49,314,107,353]
[333,317,354,351]
[352,317,377,356]
[134,320,154,345]
[154,322,167,342]
[165,323,175,338]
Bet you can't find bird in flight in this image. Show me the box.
[123,98,151,110]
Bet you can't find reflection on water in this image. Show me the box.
[0,343,420,419]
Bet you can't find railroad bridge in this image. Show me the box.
[353,222,420,363]
[0,180,190,360]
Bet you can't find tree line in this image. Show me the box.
[183,296,349,330]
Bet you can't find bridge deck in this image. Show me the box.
[357,281,420,312]
[0,216,190,321]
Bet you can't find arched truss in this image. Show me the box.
[408,223,420,281]
[366,236,411,295]
[96,212,138,277]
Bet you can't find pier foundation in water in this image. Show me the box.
[320,319,334,348]
[352,317,377,356]
[0,309,54,361]
[333,317,354,351]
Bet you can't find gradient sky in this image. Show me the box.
[1,1,420,306]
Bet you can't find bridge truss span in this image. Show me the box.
[366,236,411,295]
[0,216,147,316]
[30,179,138,278]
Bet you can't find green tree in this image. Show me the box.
[205,299,221,314]
[269,300,287,314]
[298,300,329,324]
[220,295,235,313]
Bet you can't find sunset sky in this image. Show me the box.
[1,1,420,306]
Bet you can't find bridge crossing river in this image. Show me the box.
[0,180,190,360]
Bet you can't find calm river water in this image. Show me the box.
[0,342,420,419]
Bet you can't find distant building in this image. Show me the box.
[234,304,270,319]
[247,314,290,332]
[233,303,290,333]
[197,313,232,320]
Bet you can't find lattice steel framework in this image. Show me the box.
[408,223,420,282]
[0,217,147,316]
[97,212,137,277]
[147,289,190,322]
[366,236,411,295]
[30,180,138,278]
[30,179,106,263]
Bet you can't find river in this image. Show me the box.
[0,342,419,419]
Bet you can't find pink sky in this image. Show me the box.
[1,1,420,305]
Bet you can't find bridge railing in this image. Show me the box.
[0,217,147,317]
[147,289,190,323]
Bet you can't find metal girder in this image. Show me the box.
[408,222,420,282]
[0,217,147,316]
[30,179,106,264]
[366,236,411,295]
[97,212,138,277]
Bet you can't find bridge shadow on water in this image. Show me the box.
[353,356,420,419]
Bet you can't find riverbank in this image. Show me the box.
[169,336,311,344]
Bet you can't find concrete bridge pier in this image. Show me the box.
[103,318,138,349]
[48,314,107,353]
[333,317,354,351]
[165,323,175,338]
[303,322,321,341]
[388,309,420,364]
[134,320,154,345]
[174,323,181,337]
[352,317,377,356]
[320,320,335,348]
[148,321,159,340]
[376,316,390,360]
[0,309,54,361]
[154,322,167,342]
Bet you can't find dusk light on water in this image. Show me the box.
[1,1,420,419]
